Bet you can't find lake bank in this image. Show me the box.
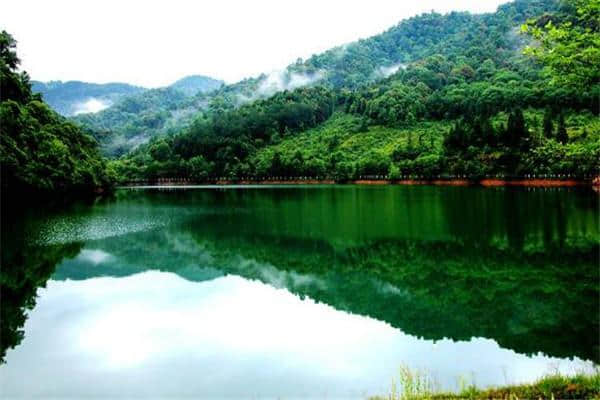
[121,177,598,188]
[370,371,600,400]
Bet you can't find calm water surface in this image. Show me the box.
[1,185,598,399]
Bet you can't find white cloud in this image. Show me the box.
[73,98,111,115]
[256,69,325,97]
[376,63,407,78]
[1,0,511,87]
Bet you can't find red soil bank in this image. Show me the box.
[216,180,336,185]
[480,179,587,187]
[125,178,596,187]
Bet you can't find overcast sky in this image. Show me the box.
[2,0,511,88]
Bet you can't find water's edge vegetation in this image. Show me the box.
[372,369,600,400]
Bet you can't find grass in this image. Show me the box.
[370,367,600,400]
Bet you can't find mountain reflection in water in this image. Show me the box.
[1,186,598,397]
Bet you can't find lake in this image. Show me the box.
[1,185,598,399]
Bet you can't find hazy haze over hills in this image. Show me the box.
[32,75,224,117]
[1,0,511,87]
[31,81,145,116]
[66,0,554,157]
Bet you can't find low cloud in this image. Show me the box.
[375,63,406,78]
[256,69,325,97]
[73,98,111,115]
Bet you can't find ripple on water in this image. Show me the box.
[32,215,170,246]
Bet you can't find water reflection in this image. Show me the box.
[0,186,598,397]
[0,224,82,362]
[0,272,594,398]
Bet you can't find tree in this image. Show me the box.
[0,31,32,103]
[270,151,283,175]
[522,0,600,89]
[556,113,568,144]
[506,109,527,148]
[0,31,18,69]
[187,156,212,181]
[407,131,414,150]
[1,31,111,194]
[149,141,172,162]
[543,108,554,138]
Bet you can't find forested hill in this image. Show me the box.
[111,0,599,182]
[0,31,112,197]
[169,75,224,96]
[31,80,145,116]
[33,75,224,118]
[288,0,556,88]
[74,0,561,157]
[3,0,596,192]
[68,76,223,156]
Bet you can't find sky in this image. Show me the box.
[1,0,511,88]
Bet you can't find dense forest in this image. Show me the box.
[74,87,209,157]
[0,31,112,196]
[1,0,599,190]
[31,75,224,156]
[106,0,599,182]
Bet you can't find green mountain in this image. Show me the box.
[73,87,214,157]
[0,32,111,197]
[32,75,222,119]
[77,0,564,157]
[286,0,552,88]
[30,75,222,156]
[112,0,598,182]
[31,80,145,116]
[3,0,597,189]
[169,75,224,96]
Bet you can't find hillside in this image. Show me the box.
[73,87,214,157]
[76,0,561,157]
[169,75,224,96]
[0,32,111,197]
[289,0,555,88]
[248,110,598,179]
[110,0,599,182]
[32,75,222,156]
[31,80,145,116]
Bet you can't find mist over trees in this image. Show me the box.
[108,0,599,182]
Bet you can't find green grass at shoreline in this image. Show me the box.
[370,369,600,400]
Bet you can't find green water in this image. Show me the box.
[1,185,598,398]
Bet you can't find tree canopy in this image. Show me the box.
[0,31,112,196]
[109,0,599,182]
[523,0,600,88]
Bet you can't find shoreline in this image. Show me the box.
[369,371,599,400]
[121,178,597,188]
